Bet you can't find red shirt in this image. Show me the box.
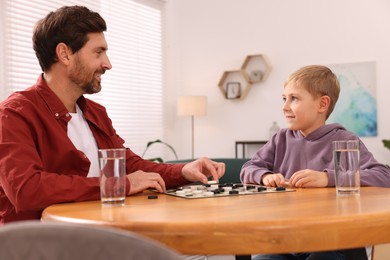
[0,75,186,223]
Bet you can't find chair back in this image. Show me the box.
[0,221,183,260]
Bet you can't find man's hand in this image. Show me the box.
[181,157,225,184]
[126,170,166,195]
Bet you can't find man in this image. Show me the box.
[0,6,225,223]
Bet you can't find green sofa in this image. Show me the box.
[166,158,249,184]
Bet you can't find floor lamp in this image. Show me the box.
[177,95,207,159]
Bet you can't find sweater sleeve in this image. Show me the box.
[324,138,390,187]
[240,138,276,184]
[358,141,390,187]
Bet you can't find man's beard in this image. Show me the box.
[82,79,102,94]
[70,56,103,95]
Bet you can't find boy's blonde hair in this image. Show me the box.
[284,65,340,119]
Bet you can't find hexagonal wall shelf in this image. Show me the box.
[218,54,272,100]
[241,54,272,84]
[218,70,251,100]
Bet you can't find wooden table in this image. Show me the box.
[41,187,390,255]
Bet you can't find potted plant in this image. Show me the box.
[383,140,390,169]
[383,139,390,150]
[141,139,178,163]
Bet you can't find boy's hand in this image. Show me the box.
[261,173,287,187]
[289,170,328,188]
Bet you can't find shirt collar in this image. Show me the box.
[35,74,88,121]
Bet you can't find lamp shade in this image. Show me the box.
[177,95,207,116]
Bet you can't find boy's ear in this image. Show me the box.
[319,95,331,113]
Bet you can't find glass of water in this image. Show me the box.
[98,148,126,205]
[333,140,360,196]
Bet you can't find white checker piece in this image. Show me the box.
[166,183,294,199]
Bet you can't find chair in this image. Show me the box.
[167,158,248,184]
[0,221,183,260]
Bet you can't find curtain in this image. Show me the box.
[1,0,165,156]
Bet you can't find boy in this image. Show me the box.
[240,65,390,260]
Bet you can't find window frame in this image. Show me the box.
[1,0,167,158]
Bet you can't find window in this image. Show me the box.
[1,0,165,156]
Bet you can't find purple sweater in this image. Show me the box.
[240,123,390,187]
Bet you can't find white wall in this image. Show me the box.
[164,0,390,164]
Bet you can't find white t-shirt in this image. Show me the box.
[67,105,99,177]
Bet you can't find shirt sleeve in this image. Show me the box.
[124,148,189,189]
[0,101,101,214]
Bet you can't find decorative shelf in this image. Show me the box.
[217,54,272,100]
[241,54,272,84]
[218,70,251,100]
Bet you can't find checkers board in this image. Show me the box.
[164,183,294,199]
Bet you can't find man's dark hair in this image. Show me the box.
[32,6,107,71]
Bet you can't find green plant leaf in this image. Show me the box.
[383,139,390,150]
[146,139,162,148]
[163,142,178,160]
[141,139,178,161]
[147,157,163,163]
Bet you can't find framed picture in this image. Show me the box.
[226,82,241,99]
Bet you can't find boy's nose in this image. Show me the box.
[282,102,289,111]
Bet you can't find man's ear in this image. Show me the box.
[56,43,71,65]
[319,95,331,114]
